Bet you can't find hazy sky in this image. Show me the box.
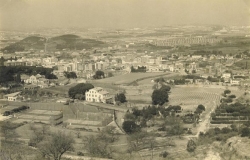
[0,0,250,30]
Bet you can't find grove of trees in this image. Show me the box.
[0,66,57,84]
[68,83,94,99]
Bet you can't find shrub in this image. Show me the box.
[187,139,196,152]
[224,90,231,95]
[228,95,236,99]
[159,151,169,158]
[241,127,250,137]
[77,152,84,156]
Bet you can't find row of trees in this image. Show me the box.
[0,66,57,84]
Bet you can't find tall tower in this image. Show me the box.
[44,38,49,53]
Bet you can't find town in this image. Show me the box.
[1,1,250,160]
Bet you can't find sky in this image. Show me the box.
[0,0,250,30]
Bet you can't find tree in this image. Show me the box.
[107,72,114,77]
[15,73,21,83]
[160,84,171,92]
[187,139,196,152]
[93,70,105,79]
[68,83,94,99]
[197,104,205,111]
[45,73,58,79]
[1,121,19,141]
[115,93,127,103]
[224,89,231,95]
[38,131,75,160]
[151,89,169,105]
[241,127,250,137]
[122,120,140,134]
[168,123,184,137]
[98,126,119,143]
[83,135,115,158]
[63,71,77,79]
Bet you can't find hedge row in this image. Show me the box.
[212,117,247,121]
[210,120,248,124]
[3,105,30,116]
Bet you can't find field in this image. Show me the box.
[93,72,171,85]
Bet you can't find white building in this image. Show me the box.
[222,73,231,79]
[4,92,21,101]
[230,79,240,85]
[85,87,112,103]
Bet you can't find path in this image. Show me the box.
[80,102,127,112]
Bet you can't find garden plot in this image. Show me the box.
[169,86,222,107]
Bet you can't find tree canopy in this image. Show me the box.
[64,71,77,79]
[68,83,94,99]
[93,70,105,79]
[115,93,127,103]
[122,120,140,134]
[151,89,169,105]
[38,131,74,160]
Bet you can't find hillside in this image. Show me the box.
[49,34,105,50]
[1,36,46,53]
[1,34,105,53]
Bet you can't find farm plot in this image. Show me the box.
[94,72,170,85]
[169,86,222,109]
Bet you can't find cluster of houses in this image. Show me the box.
[151,36,221,47]
[2,86,113,104]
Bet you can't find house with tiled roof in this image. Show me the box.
[85,87,113,103]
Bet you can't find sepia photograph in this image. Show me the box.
[0,0,250,159]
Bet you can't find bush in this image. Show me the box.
[187,139,196,152]
[122,121,140,134]
[224,90,231,95]
[77,152,84,156]
[159,151,169,158]
[228,95,236,99]
[197,104,205,111]
[241,127,250,137]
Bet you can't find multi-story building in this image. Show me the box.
[85,87,112,103]
[4,60,26,66]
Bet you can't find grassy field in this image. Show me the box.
[92,72,171,85]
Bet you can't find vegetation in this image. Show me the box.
[93,70,105,79]
[152,88,169,105]
[83,126,118,158]
[68,83,94,99]
[131,66,147,72]
[224,89,231,95]
[122,120,140,134]
[51,34,105,50]
[115,93,127,103]
[38,131,75,160]
[0,66,56,83]
[3,105,30,116]
[63,71,77,79]
[187,139,196,152]
[198,126,238,145]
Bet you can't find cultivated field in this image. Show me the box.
[93,72,171,84]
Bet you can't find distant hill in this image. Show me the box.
[1,36,46,53]
[49,34,105,50]
[1,34,105,53]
